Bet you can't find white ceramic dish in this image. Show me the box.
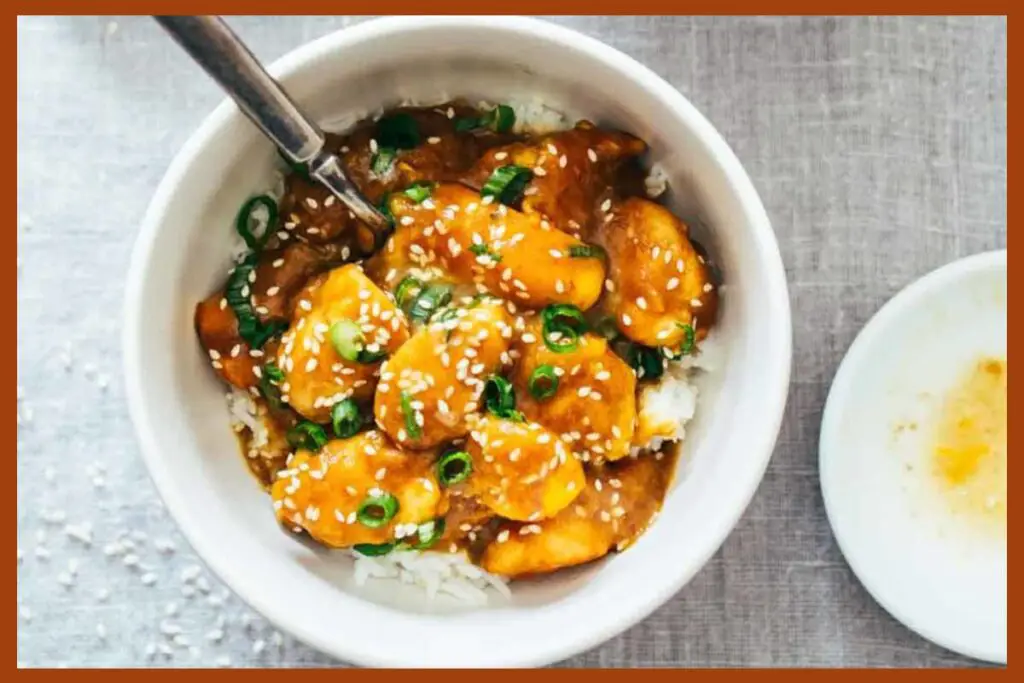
[820,250,1007,664]
[124,16,791,667]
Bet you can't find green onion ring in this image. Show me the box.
[528,365,560,401]
[541,304,587,353]
[356,492,400,528]
[235,195,278,252]
[329,319,365,362]
[331,399,361,439]
[286,422,328,451]
[353,542,395,557]
[481,165,533,206]
[437,450,473,487]
[484,375,517,416]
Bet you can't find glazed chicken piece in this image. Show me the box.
[271,431,445,548]
[463,120,646,235]
[437,488,495,549]
[194,291,263,391]
[466,415,585,522]
[276,172,366,247]
[335,106,511,203]
[373,298,514,449]
[367,183,605,311]
[276,264,410,423]
[595,197,718,351]
[480,453,671,577]
[511,319,636,462]
[194,241,349,391]
[250,241,351,323]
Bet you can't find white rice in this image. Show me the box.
[352,549,511,605]
[630,333,721,456]
[644,163,669,198]
[226,389,269,449]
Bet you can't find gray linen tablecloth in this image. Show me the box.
[16,15,1006,668]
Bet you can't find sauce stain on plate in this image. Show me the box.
[929,356,1006,536]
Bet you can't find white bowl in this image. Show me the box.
[124,16,791,668]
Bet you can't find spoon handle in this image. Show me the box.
[154,15,389,233]
[155,15,324,163]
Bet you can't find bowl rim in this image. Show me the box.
[124,15,792,667]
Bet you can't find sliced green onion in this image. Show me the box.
[541,304,587,353]
[454,117,479,132]
[286,422,328,451]
[676,323,696,355]
[437,450,472,486]
[468,243,502,262]
[487,104,516,133]
[402,182,434,203]
[235,195,278,252]
[481,165,533,206]
[263,363,285,382]
[357,492,400,528]
[329,319,365,362]
[377,193,395,228]
[250,319,288,349]
[454,104,516,134]
[371,147,396,176]
[400,391,422,439]
[410,518,446,550]
[225,255,283,349]
[528,365,560,401]
[331,399,361,439]
[484,375,517,418]
[377,113,420,149]
[394,276,425,310]
[353,542,395,556]
[408,283,453,323]
[568,244,606,259]
[627,343,665,380]
[258,362,285,411]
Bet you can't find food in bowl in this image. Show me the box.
[193,100,720,599]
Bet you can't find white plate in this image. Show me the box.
[820,250,1007,664]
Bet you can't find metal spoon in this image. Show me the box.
[154,15,390,238]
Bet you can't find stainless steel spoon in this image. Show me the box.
[154,15,391,238]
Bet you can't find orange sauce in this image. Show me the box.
[930,356,1006,533]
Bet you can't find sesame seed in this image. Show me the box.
[273,258,285,268]
[428,136,441,144]
[497,530,510,543]
[703,283,715,293]
[549,249,562,259]
[369,139,378,153]
[305,197,319,210]
[621,313,632,326]
[636,296,648,310]
[494,151,508,161]
[690,298,704,308]
[666,277,679,290]
[534,167,547,176]
[559,155,567,168]
[601,199,612,212]
[587,148,598,162]
[605,279,615,292]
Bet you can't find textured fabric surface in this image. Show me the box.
[16,16,1006,668]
